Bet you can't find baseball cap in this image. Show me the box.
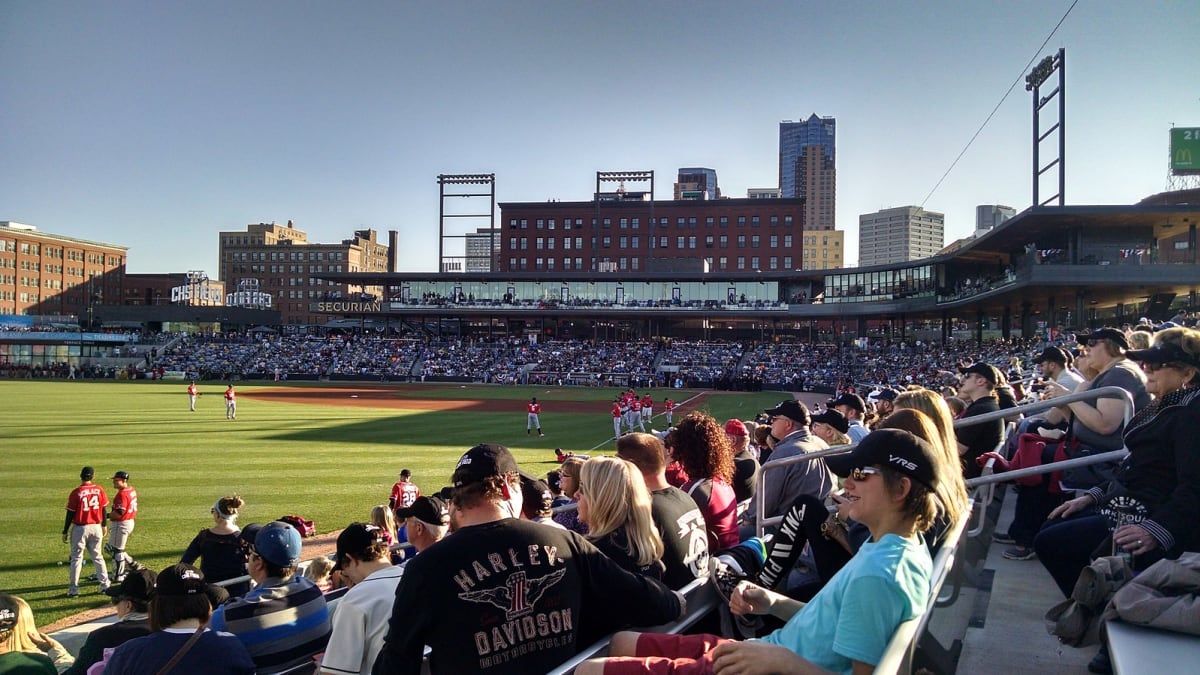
[452,443,519,488]
[396,495,450,526]
[811,408,850,434]
[958,362,1002,386]
[104,567,157,601]
[827,393,866,414]
[825,429,939,490]
[80,466,95,480]
[763,399,811,424]
[0,595,18,631]
[1127,339,1200,369]
[518,473,554,513]
[246,521,303,568]
[546,470,562,493]
[111,470,130,480]
[155,563,209,596]
[874,388,899,402]
[1033,346,1068,365]
[1076,327,1130,351]
[333,523,388,570]
[724,419,748,437]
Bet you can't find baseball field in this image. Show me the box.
[0,379,791,627]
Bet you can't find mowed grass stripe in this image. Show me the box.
[0,380,786,626]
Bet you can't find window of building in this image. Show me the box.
[720,235,728,248]
[785,215,793,225]
[706,216,714,227]
[751,256,760,269]
[603,236,612,248]
[632,236,640,249]
[677,217,686,226]
[575,237,583,249]
[520,219,528,229]
[737,235,746,248]
[769,257,778,270]
[738,216,747,227]
[603,218,612,228]
[564,238,572,250]
[737,256,746,270]
[548,219,556,230]
[576,257,583,269]
[535,258,544,270]
[751,235,760,248]
[784,256,793,268]
[719,256,728,270]
[536,238,544,250]
[770,215,779,226]
[631,218,639,229]
[620,218,628,229]
[619,236,628,249]
[720,216,729,227]
[563,257,572,271]
[619,257,628,270]
[705,235,714,248]
[770,235,779,248]
[676,236,685,249]
[784,234,793,248]
[688,217,697,227]
[520,237,528,250]
[547,238,555,250]
[688,236,697,249]
[660,236,669,248]
[631,257,639,270]
[751,216,760,227]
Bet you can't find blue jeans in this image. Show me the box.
[1033,509,1110,597]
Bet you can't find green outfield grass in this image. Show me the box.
[0,379,789,627]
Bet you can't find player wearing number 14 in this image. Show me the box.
[63,466,110,597]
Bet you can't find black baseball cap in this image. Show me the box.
[811,408,850,434]
[518,473,554,513]
[332,523,388,570]
[763,399,811,424]
[1077,327,1130,351]
[546,470,563,493]
[155,563,209,596]
[0,595,18,631]
[825,429,939,490]
[104,567,156,601]
[452,443,519,487]
[111,470,130,480]
[874,388,899,402]
[827,393,866,414]
[395,495,450,526]
[80,466,95,480]
[1127,339,1200,369]
[958,362,1002,386]
[1033,346,1068,365]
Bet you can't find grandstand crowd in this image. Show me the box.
[8,319,1196,674]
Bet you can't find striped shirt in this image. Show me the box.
[210,575,331,672]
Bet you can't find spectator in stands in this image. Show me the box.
[616,433,710,589]
[210,521,331,673]
[552,456,588,534]
[583,429,966,675]
[668,412,739,550]
[547,470,570,509]
[955,363,1005,479]
[181,494,249,597]
[519,473,566,529]
[63,568,157,675]
[827,393,869,442]
[752,422,775,463]
[873,388,898,419]
[1035,326,1200,597]
[751,400,835,525]
[578,457,666,579]
[306,556,334,594]
[810,408,852,447]
[1039,328,1151,489]
[394,494,450,554]
[368,504,397,547]
[0,594,71,674]
[724,419,760,502]
[371,443,684,674]
[104,563,255,674]
[320,524,403,675]
[944,395,967,416]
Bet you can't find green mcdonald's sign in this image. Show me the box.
[1171,127,1200,175]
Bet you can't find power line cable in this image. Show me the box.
[920,0,1080,208]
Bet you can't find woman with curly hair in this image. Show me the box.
[578,457,666,580]
[667,412,738,549]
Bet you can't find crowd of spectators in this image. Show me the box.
[658,340,745,383]
[328,337,423,379]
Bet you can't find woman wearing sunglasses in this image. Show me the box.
[579,428,966,675]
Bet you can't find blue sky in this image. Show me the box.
[2,1,1195,274]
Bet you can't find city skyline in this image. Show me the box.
[2,1,1195,275]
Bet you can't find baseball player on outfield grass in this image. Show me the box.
[664,397,676,425]
[611,397,624,440]
[64,466,110,596]
[388,469,420,511]
[187,381,199,412]
[224,384,237,419]
[526,397,543,436]
[106,471,138,582]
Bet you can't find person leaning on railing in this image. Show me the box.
[1034,326,1200,598]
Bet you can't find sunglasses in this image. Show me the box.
[1140,362,1180,373]
[850,466,881,481]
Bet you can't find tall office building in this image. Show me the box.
[218,221,389,325]
[674,168,720,200]
[975,204,1016,238]
[464,227,500,272]
[858,207,945,267]
[779,114,836,231]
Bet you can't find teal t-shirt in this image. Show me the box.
[759,533,931,674]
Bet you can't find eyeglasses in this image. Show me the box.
[850,466,881,481]
[1140,362,1179,373]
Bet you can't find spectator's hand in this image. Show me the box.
[1041,381,1069,400]
[976,452,1010,471]
[1114,524,1160,557]
[28,631,58,652]
[711,640,811,675]
[729,581,773,616]
[1048,494,1094,520]
[829,490,853,522]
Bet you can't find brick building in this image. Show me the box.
[0,221,127,320]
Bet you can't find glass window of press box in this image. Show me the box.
[821,265,936,303]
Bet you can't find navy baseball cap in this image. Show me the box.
[452,443,519,487]
[155,563,208,596]
[111,470,130,480]
[825,429,939,490]
[243,521,303,568]
[80,466,95,480]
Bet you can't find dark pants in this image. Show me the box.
[758,494,854,591]
[1034,509,1112,597]
[1010,486,1068,548]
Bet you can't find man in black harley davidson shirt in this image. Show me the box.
[373,444,684,675]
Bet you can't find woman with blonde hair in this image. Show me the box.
[0,594,72,673]
[369,504,398,547]
[895,389,962,469]
[577,457,666,580]
[181,494,249,596]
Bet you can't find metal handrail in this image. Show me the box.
[950,385,1135,431]
[963,448,1128,489]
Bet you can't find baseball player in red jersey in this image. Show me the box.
[664,397,676,425]
[640,393,653,424]
[611,397,624,439]
[630,397,646,432]
[63,466,110,596]
[389,469,420,511]
[107,470,138,582]
[526,397,543,436]
[187,381,199,412]
[224,384,236,419]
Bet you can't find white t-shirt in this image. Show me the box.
[320,565,404,674]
